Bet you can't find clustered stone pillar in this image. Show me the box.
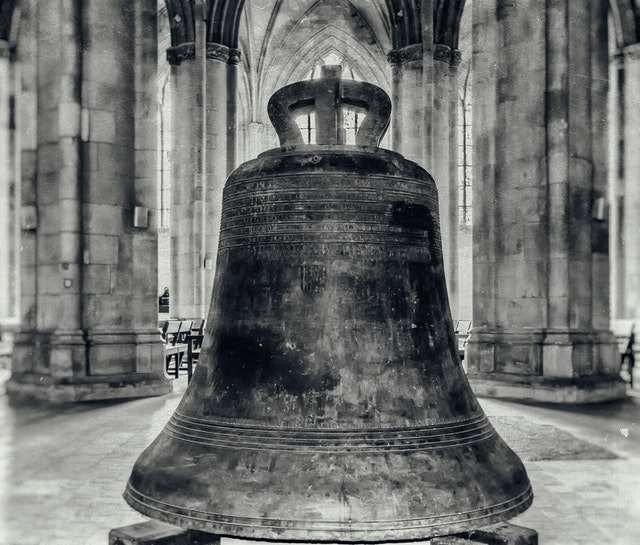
[166,41,240,320]
[388,44,424,164]
[466,0,625,402]
[8,0,171,402]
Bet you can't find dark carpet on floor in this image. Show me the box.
[490,416,617,461]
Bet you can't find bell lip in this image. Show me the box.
[123,482,533,542]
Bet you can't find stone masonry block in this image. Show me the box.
[58,199,82,232]
[134,149,157,176]
[542,343,574,377]
[84,294,133,328]
[58,101,81,136]
[466,522,538,544]
[85,168,126,205]
[20,93,38,150]
[37,294,80,329]
[135,175,159,207]
[88,343,136,375]
[98,142,133,176]
[84,234,119,265]
[499,220,524,256]
[37,264,62,294]
[84,264,112,294]
[523,222,545,262]
[432,537,475,544]
[37,142,60,174]
[514,260,544,298]
[136,340,165,374]
[548,258,569,299]
[37,234,60,264]
[89,108,116,143]
[135,117,158,151]
[109,520,220,545]
[85,142,99,172]
[572,341,593,376]
[85,202,124,235]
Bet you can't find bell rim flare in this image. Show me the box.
[124,464,533,542]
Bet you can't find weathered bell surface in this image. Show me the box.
[124,66,533,541]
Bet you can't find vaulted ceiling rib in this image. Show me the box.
[0,0,17,41]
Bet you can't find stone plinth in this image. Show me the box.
[108,522,537,545]
[109,521,219,545]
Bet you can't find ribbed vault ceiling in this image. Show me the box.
[162,0,473,51]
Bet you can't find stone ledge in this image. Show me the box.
[110,520,219,545]
[433,522,538,544]
[5,373,172,404]
[467,373,627,404]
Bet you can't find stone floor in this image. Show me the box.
[0,368,638,545]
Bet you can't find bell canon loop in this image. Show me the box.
[124,66,533,542]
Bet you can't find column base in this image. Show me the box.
[465,328,627,403]
[467,372,627,404]
[8,329,172,403]
[5,372,172,404]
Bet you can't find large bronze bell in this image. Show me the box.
[125,67,533,542]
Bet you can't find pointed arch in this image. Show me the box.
[0,0,18,42]
[164,0,195,46]
[208,0,246,47]
[610,0,640,47]
[164,0,247,48]
[258,24,391,118]
[434,0,466,50]
[384,0,421,49]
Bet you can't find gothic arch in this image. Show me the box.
[434,0,466,50]
[259,25,391,117]
[164,0,196,46]
[164,1,472,62]
[609,0,640,47]
[0,0,18,42]
[384,0,421,48]
[164,0,247,47]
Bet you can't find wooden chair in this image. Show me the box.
[185,331,204,383]
[455,319,472,366]
[164,321,188,379]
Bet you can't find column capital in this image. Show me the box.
[167,42,195,65]
[433,43,461,66]
[167,42,242,66]
[206,43,242,65]
[387,43,423,65]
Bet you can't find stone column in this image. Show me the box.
[620,44,640,321]
[466,0,624,403]
[388,44,424,164]
[388,42,460,320]
[167,41,239,319]
[8,0,171,403]
[608,52,624,321]
[432,44,460,320]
